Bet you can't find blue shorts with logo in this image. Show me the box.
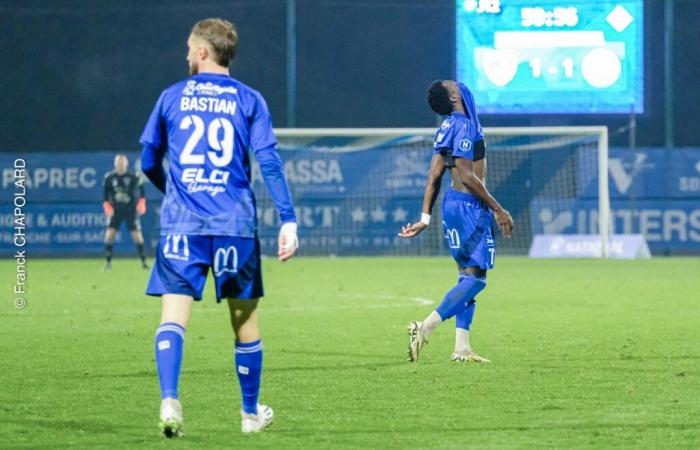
[146,234,263,302]
[441,189,496,270]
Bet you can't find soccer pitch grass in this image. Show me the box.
[1,257,699,449]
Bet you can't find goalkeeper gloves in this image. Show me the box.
[136,198,147,215]
[102,201,114,217]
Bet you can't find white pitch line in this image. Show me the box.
[412,297,434,306]
[108,294,435,315]
[265,294,434,312]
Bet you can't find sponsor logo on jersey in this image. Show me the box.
[182,80,238,96]
[181,168,229,196]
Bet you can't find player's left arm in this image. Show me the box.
[399,153,445,238]
[102,174,114,217]
[454,157,513,239]
[135,176,147,215]
[250,91,298,261]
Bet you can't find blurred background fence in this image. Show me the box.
[2,139,699,257]
[1,0,699,257]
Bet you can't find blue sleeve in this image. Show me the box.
[255,145,296,223]
[139,92,169,192]
[140,144,167,193]
[139,91,168,150]
[451,122,475,160]
[433,119,454,154]
[249,91,277,152]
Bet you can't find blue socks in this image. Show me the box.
[155,322,185,399]
[435,273,486,321]
[154,322,263,413]
[456,299,477,330]
[235,339,263,415]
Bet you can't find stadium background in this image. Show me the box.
[1,0,699,257]
[2,3,700,450]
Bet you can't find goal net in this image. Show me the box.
[253,127,610,257]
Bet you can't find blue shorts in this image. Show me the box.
[146,234,263,302]
[441,189,496,270]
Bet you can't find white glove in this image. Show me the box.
[279,222,299,254]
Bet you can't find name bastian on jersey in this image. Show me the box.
[140,73,277,238]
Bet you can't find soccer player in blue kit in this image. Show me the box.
[139,18,298,436]
[399,80,514,363]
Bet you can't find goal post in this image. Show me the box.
[263,126,610,257]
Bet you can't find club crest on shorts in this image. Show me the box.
[460,139,472,152]
[214,246,238,276]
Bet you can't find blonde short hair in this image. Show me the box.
[191,18,238,67]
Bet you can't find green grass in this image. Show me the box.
[1,257,699,449]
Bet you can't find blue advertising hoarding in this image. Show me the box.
[2,145,699,256]
[0,151,162,203]
[530,199,700,252]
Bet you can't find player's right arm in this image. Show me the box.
[248,90,298,262]
[102,174,114,217]
[139,92,168,193]
[453,158,513,239]
[398,153,445,238]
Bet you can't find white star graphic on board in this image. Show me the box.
[370,207,387,223]
[351,207,367,222]
[392,207,409,223]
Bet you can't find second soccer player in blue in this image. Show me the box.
[399,80,514,363]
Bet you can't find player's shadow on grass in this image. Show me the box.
[4,417,136,435]
[75,359,407,380]
[266,360,407,373]
[75,370,153,379]
[272,421,700,435]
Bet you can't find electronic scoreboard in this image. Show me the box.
[456,0,644,113]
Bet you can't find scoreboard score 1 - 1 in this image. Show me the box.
[456,0,644,114]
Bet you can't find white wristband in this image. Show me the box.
[420,213,431,226]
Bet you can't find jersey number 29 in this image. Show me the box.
[179,114,234,167]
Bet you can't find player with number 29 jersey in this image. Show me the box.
[140,18,296,437]
[140,73,294,237]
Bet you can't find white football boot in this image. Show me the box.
[241,404,274,433]
[407,321,427,362]
[159,397,184,438]
[451,351,491,363]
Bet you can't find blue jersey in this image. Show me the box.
[140,73,294,237]
[433,112,481,160]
